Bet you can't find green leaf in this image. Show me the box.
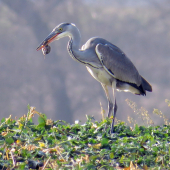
[27,104,30,111]
[164,133,168,138]
[18,163,26,170]
[140,148,144,152]
[41,114,47,121]
[135,124,139,131]
[5,137,14,144]
[101,138,109,146]
[37,123,46,129]
[1,117,5,123]
[110,152,114,159]
[5,132,15,138]
[38,116,46,125]
[153,147,158,152]
[88,138,97,144]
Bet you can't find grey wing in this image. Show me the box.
[95,43,142,86]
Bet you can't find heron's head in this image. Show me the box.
[36,23,76,51]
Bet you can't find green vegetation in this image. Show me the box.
[0,103,170,170]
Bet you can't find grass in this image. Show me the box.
[0,100,170,170]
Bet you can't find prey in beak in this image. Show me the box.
[42,45,51,55]
[36,31,60,55]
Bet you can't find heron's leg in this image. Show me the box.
[101,84,113,118]
[110,81,118,133]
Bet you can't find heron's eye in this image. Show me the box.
[59,28,63,31]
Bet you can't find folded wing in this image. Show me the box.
[95,43,142,86]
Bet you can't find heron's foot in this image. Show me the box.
[110,100,117,134]
[110,118,115,133]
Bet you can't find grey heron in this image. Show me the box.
[37,23,152,133]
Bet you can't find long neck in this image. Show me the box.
[67,26,101,68]
[68,27,81,51]
[67,27,87,64]
[67,38,80,61]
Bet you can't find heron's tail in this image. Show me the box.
[141,76,152,92]
[133,76,152,96]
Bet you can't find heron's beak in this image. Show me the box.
[36,31,60,51]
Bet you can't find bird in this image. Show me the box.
[36,23,152,133]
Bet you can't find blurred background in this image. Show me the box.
[0,0,170,125]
